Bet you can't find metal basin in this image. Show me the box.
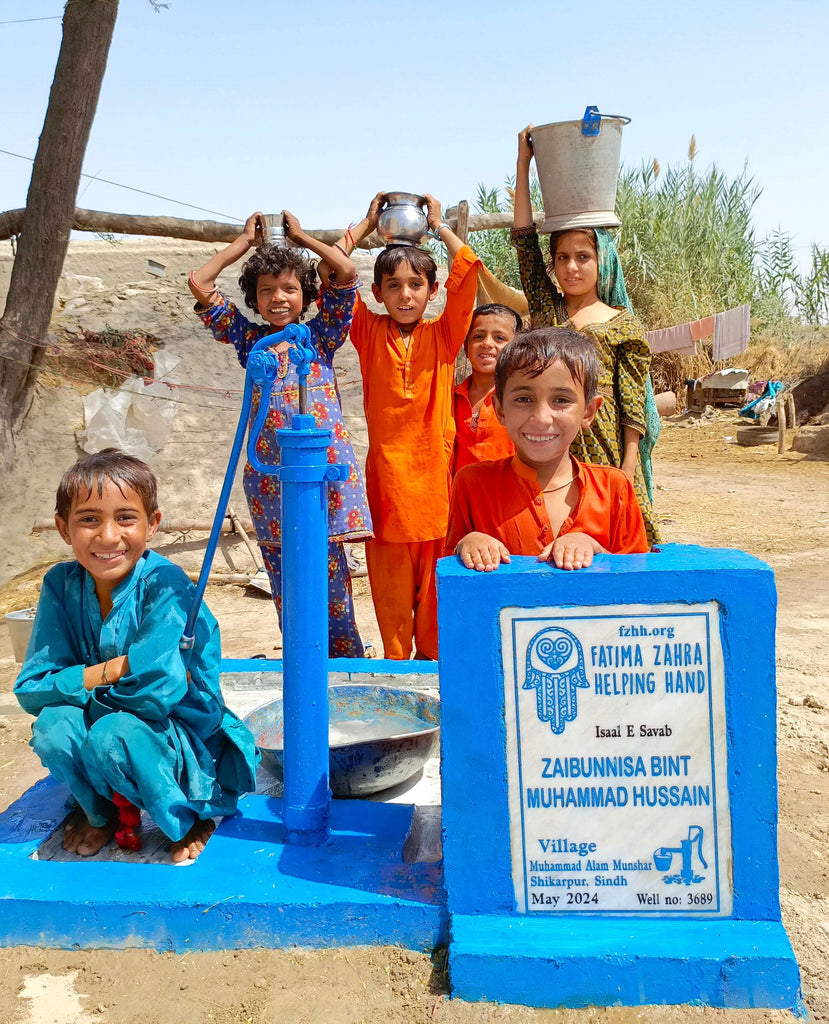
[244,684,440,797]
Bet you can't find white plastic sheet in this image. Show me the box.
[77,352,181,460]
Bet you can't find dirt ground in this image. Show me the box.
[0,239,827,1022]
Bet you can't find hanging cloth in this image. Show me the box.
[713,304,750,361]
[690,315,715,342]
[646,323,696,354]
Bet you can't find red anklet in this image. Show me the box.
[112,792,142,851]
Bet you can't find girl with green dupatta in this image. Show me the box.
[511,125,661,545]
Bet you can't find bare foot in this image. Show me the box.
[62,808,116,857]
[171,818,216,863]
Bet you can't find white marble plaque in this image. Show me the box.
[502,602,732,915]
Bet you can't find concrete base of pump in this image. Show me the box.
[0,776,446,953]
[448,914,804,1012]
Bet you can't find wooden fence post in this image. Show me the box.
[777,394,787,454]
[453,200,472,385]
[455,201,469,243]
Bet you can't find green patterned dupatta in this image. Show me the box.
[594,228,660,502]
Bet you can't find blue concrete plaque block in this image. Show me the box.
[437,544,802,1010]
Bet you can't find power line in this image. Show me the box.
[0,16,61,24]
[0,148,241,222]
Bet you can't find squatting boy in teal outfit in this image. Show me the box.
[15,449,258,863]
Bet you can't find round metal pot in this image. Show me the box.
[376,192,429,247]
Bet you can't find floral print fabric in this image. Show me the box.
[195,278,372,656]
[195,280,372,546]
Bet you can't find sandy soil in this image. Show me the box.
[0,239,827,1023]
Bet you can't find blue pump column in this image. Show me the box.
[242,325,346,845]
[184,323,345,847]
[275,415,346,844]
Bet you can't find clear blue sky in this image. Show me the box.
[2,0,827,267]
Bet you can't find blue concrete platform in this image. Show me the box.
[449,915,804,1011]
[437,548,804,1013]
[0,776,446,952]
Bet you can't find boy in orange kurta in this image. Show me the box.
[452,303,522,474]
[447,326,648,572]
[335,193,481,659]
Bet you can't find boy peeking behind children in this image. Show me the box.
[446,327,649,571]
[452,303,521,474]
[15,450,258,862]
[326,193,481,660]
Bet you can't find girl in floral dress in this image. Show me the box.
[189,211,372,656]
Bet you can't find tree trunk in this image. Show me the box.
[0,0,119,469]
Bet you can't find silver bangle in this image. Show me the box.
[332,241,349,257]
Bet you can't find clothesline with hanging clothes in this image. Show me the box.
[646,304,750,361]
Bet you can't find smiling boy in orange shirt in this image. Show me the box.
[333,193,480,659]
[447,326,648,572]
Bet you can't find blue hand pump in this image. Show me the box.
[182,323,345,844]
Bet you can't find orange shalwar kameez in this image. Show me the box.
[351,245,481,659]
[452,376,515,474]
[445,456,649,558]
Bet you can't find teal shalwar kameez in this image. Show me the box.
[14,551,258,842]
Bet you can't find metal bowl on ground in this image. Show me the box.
[244,684,440,797]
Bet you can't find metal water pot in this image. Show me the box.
[376,192,429,246]
[259,213,298,248]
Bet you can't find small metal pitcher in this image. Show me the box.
[259,213,297,248]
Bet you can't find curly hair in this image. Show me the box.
[238,244,319,318]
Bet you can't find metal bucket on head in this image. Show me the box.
[531,106,630,233]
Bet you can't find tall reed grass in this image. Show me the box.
[616,158,829,333]
[464,179,543,287]
[616,161,758,327]
[465,154,829,388]
[467,156,829,330]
